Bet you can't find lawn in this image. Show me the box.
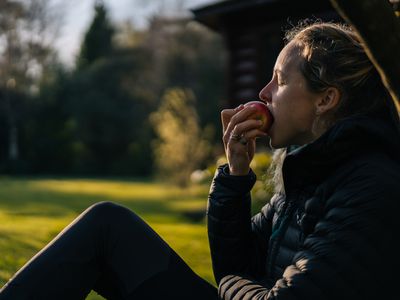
[0,177,215,299]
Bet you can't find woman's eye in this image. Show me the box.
[276,76,285,86]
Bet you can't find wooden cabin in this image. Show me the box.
[191,0,341,108]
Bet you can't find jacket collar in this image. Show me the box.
[282,115,400,194]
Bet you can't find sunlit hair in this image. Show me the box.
[285,20,399,127]
[268,21,399,195]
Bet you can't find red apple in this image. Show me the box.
[243,101,274,132]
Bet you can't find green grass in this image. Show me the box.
[0,177,215,299]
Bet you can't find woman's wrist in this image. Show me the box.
[229,166,250,176]
[213,164,257,195]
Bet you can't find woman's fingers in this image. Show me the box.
[227,106,256,127]
[220,104,267,175]
[227,127,266,147]
[224,106,259,134]
[223,119,265,145]
[221,105,243,133]
[240,128,268,141]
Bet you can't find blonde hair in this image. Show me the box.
[267,148,287,195]
[267,21,400,195]
[286,21,398,125]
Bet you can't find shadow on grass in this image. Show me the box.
[0,177,208,223]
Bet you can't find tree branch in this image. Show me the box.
[330,0,400,109]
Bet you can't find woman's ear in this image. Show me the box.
[316,87,341,115]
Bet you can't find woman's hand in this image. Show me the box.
[221,105,267,175]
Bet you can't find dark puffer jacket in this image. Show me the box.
[207,116,400,300]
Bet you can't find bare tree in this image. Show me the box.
[0,0,62,161]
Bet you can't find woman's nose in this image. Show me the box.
[259,85,272,104]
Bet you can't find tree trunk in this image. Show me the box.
[330,0,400,110]
[4,89,19,161]
[9,125,19,161]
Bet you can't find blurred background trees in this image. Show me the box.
[0,1,227,181]
[150,88,212,186]
[0,0,60,172]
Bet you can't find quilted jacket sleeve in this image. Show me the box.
[207,164,275,284]
[217,157,400,300]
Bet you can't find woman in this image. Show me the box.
[209,21,400,300]
[1,21,399,300]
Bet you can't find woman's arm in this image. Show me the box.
[208,164,275,284]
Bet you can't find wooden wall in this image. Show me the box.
[193,0,341,108]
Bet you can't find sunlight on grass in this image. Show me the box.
[29,179,203,201]
[168,198,207,211]
[0,211,75,285]
[0,177,215,300]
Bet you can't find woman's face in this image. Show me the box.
[259,41,323,149]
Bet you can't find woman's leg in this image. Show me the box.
[0,201,217,300]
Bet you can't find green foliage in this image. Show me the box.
[77,2,115,69]
[0,4,228,177]
[64,3,158,176]
[130,18,227,139]
[249,152,275,213]
[22,68,76,173]
[67,53,155,175]
[153,21,227,137]
[150,88,212,186]
[23,4,156,176]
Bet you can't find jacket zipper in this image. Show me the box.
[266,199,296,279]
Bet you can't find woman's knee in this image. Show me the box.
[84,201,134,223]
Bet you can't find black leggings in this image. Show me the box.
[0,202,218,300]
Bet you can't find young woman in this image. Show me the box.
[1,21,399,300]
[209,22,400,300]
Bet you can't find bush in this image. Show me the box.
[150,88,212,187]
